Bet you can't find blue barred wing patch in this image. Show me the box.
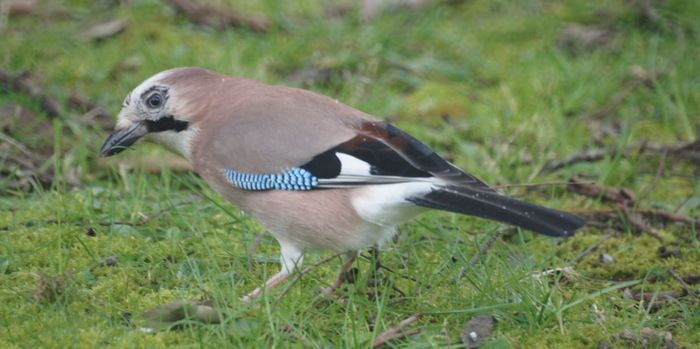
[223,168,319,191]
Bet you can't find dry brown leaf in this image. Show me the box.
[1,0,37,17]
[168,0,269,32]
[362,0,437,21]
[141,300,221,331]
[81,19,127,41]
[557,24,616,54]
[617,327,677,349]
[567,177,636,207]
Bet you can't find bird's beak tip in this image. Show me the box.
[99,122,147,157]
[98,146,118,157]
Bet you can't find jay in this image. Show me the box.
[100,67,585,301]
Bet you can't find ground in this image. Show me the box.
[1,0,699,347]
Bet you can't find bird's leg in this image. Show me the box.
[240,271,288,302]
[322,251,358,294]
[242,243,303,302]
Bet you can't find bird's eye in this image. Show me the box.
[146,93,163,109]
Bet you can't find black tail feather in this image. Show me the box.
[407,185,585,237]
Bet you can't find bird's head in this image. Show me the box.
[99,67,208,159]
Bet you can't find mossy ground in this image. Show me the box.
[1,0,699,347]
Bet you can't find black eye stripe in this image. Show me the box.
[145,115,189,133]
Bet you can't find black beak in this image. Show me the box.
[99,121,148,157]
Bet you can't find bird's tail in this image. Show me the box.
[407,185,585,237]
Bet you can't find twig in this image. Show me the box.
[97,197,200,227]
[636,150,667,203]
[673,190,697,214]
[542,148,617,172]
[378,265,418,282]
[618,205,649,234]
[0,69,61,117]
[541,139,699,173]
[625,289,685,302]
[469,232,502,265]
[0,131,54,185]
[360,250,418,283]
[372,328,421,348]
[371,313,422,348]
[570,231,615,264]
[453,231,503,282]
[636,208,699,227]
[644,228,666,243]
[567,177,636,207]
[668,269,698,300]
[274,252,344,304]
[0,131,43,162]
[576,207,697,242]
[587,67,655,120]
[565,177,676,238]
[579,208,699,227]
[2,153,39,171]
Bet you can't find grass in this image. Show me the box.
[1,0,699,347]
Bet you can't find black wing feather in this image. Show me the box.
[408,185,586,237]
[357,121,494,191]
[301,135,432,179]
[300,121,495,191]
[300,148,342,178]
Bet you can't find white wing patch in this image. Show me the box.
[317,152,436,188]
[336,152,372,175]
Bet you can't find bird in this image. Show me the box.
[100,67,586,301]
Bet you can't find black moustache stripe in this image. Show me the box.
[145,116,189,133]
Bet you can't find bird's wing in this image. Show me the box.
[196,82,492,192]
[355,121,493,189]
[299,121,494,191]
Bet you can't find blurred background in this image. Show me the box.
[2,0,698,191]
[1,0,699,347]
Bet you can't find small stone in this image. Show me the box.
[622,288,634,300]
[657,246,682,259]
[104,256,118,267]
[599,253,614,264]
